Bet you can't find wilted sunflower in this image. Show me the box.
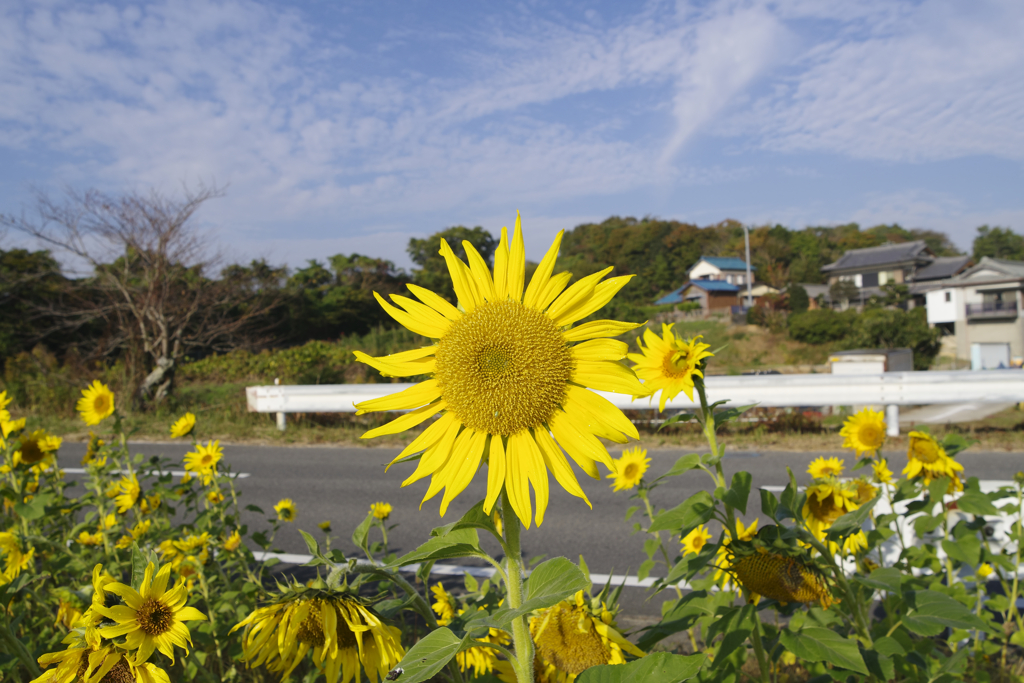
[183,440,222,485]
[730,549,833,608]
[680,525,713,556]
[904,431,963,491]
[113,474,141,514]
[853,478,878,506]
[627,325,713,411]
[32,624,172,683]
[370,502,392,520]
[606,447,650,492]
[275,498,297,522]
[712,518,759,587]
[77,380,115,426]
[807,456,844,479]
[354,217,647,527]
[531,590,644,683]
[0,531,35,584]
[840,408,886,457]
[14,429,62,467]
[170,413,197,439]
[95,561,207,665]
[231,588,404,683]
[802,481,859,539]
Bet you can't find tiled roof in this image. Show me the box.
[655,280,739,305]
[912,255,971,281]
[821,240,931,272]
[697,256,755,271]
[957,256,1024,280]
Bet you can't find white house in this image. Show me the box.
[688,256,755,286]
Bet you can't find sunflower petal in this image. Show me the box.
[353,350,436,378]
[389,294,454,336]
[554,274,635,327]
[439,240,482,312]
[563,319,645,342]
[548,410,604,477]
[546,267,612,322]
[505,432,533,528]
[572,338,629,362]
[535,272,573,312]
[354,380,441,415]
[507,215,526,302]
[439,429,486,516]
[484,436,506,514]
[402,417,461,486]
[493,227,510,300]
[523,231,563,309]
[574,360,648,395]
[361,401,446,439]
[374,292,450,338]
[566,385,639,442]
[463,241,497,302]
[534,428,591,508]
[388,410,457,468]
[407,284,462,321]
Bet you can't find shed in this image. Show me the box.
[828,349,914,375]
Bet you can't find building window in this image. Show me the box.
[944,292,951,302]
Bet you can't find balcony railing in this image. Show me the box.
[966,301,1019,318]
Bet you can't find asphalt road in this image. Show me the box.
[58,442,1024,616]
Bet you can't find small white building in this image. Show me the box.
[688,256,755,286]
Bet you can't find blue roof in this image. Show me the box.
[698,256,756,271]
[654,280,739,305]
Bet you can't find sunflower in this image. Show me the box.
[353,217,646,528]
[113,474,141,514]
[79,564,117,627]
[802,481,859,539]
[77,531,103,546]
[77,381,115,426]
[170,413,197,439]
[231,588,404,683]
[95,562,207,665]
[207,490,224,504]
[0,532,35,584]
[223,530,242,552]
[712,518,759,587]
[33,625,172,683]
[872,459,893,484]
[319,520,333,533]
[431,583,457,624]
[840,408,886,456]
[605,447,650,492]
[140,493,162,515]
[183,440,222,485]
[730,549,833,608]
[2,416,25,439]
[53,590,84,630]
[275,498,297,522]
[370,502,392,520]
[904,431,964,491]
[627,325,714,411]
[429,584,509,675]
[14,429,62,467]
[807,456,844,479]
[531,591,645,683]
[82,431,106,466]
[853,478,878,506]
[680,525,712,555]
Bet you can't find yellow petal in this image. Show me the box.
[571,338,629,362]
[439,240,482,312]
[493,227,510,300]
[389,293,455,334]
[534,428,591,508]
[523,231,563,309]
[387,410,457,469]
[353,350,436,378]
[574,360,648,395]
[548,410,604,477]
[401,417,461,486]
[546,267,612,322]
[484,436,506,514]
[566,385,640,441]
[562,319,645,342]
[505,432,533,528]
[553,274,635,327]
[463,241,497,302]
[421,427,474,506]
[507,214,526,302]
[373,292,450,338]
[354,380,441,415]
[439,429,486,516]
[361,401,446,439]
[407,284,462,321]
[522,433,549,527]
[535,271,573,312]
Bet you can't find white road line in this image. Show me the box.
[251,552,675,588]
[62,468,250,479]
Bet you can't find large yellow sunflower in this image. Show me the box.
[95,562,207,665]
[354,217,647,527]
[904,431,964,491]
[627,325,713,411]
[606,447,650,492]
[77,381,115,426]
[231,590,404,683]
[531,590,644,683]
[840,408,886,456]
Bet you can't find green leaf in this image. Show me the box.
[131,542,148,591]
[13,493,52,520]
[708,605,755,666]
[713,403,758,424]
[648,491,716,533]
[430,500,500,538]
[956,492,1000,515]
[942,536,981,566]
[902,590,991,636]
[937,647,969,676]
[872,636,906,657]
[637,591,716,651]
[661,542,718,587]
[352,513,374,551]
[638,560,655,581]
[577,653,706,683]
[391,529,483,567]
[853,567,902,594]
[659,413,697,431]
[299,529,321,558]
[389,627,467,683]
[624,506,640,522]
[862,647,894,682]
[779,627,868,675]
[825,494,880,539]
[719,472,752,515]
[491,557,589,627]
[913,514,943,537]
[928,477,951,510]
[656,453,701,481]
[760,489,779,520]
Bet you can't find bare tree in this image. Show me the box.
[2,186,273,406]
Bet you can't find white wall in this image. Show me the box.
[926,288,960,324]
[688,261,722,280]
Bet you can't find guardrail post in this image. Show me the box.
[274,378,287,432]
[886,404,899,437]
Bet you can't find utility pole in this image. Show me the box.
[743,224,754,308]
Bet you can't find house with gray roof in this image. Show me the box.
[925,257,1024,366]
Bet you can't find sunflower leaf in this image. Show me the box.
[780,627,868,675]
[391,529,483,567]
[658,412,696,431]
[388,627,469,683]
[131,542,148,591]
[655,453,701,481]
[648,491,716,533]
[719,471,752,515]
[901,590,991,635]
[636,591,716,651]
[489,557,589,627]
[577,652,706,683]
[825,494,881,540]
[430,500,499,538]
[352,513,375,553]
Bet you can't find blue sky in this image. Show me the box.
[1,0,1022,271]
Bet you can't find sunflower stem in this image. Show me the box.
[502,489,535,683]
[749,609,772,683]
[0,610,41,678]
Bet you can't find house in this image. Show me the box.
[821,241,934,293]
[688,256,755,286]
[655,280,739,312]
[925,257,1024,365]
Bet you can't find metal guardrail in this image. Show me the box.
[247,369,1024,436]
[966,301,1018,318]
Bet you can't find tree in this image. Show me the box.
[846,308,941,370]
[2,187,275,406]
[829,280,860,306]
[973,225,1024,261]
[0,248,73,358]
[788,284,809,314]
[407,226,497,303]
